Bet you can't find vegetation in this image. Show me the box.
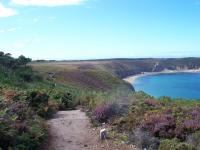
[0,52,131,149]
[31,61,134,91]
[32,58,200,79]
[0,52,47,150]
[112,92,200,150]
[0,52,86,149]
[2,53,200,150]
[31,58,200,150]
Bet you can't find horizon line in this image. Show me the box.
[31,57,200,62]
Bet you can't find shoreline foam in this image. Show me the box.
[123,69,200,85]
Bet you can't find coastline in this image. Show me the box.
[123,69,200,85]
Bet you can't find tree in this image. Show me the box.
[0,52,16,69]
[0,51,4,56]
[5,53,11,57]
[18,55,32,66]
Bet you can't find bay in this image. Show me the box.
[133,73,200,99]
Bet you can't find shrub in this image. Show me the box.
[183,119,200,131]
[37,101,58,119]
[27,91,49,108]
[175,143,196,150]
[61,92,74,110]
[0,100,46,150]
[51,91,75,110]
[187,131,200,148]
[14,121,46,150]
[141,112,176,138]
[3,90,18,101]
[27,91,52,118]
[16,67,33,82]
[144,99,159,107]
[46,101,59,117]
[130,128,160,150]
[159,139,196,150]
[159,139,178,150]
[175,119,200,140]
[190,108,200,119]
[93,103,119,123]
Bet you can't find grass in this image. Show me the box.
[31,62,133,91]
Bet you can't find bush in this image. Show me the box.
[159,139,179,150]
[130,128,160,150]
[187,131,200,148]
[141,112,176,138]
[25,91,58,119]
[144,99,159,107]
[15,67,33,82]
[50,90,76,110]
[183,119,200,132]
[0,100,46,150]
[159,139,196,150]
[3,90,18,101]
[61,92,74,110]
[93,103,119,123]
[46,101,59,118]
[27,91,49,108]
[175,143,196,150]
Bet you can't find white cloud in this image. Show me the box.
[11,0,85,7]
[0,3,17,17]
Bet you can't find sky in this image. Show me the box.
[0,0,200,60]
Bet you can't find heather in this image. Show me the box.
[114,92,200,149]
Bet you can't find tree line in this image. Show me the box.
[0,51,31,69]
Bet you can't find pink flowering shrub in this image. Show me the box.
[144,99,159,107]
[190,108,200,119]
[93,103,118,123]
[141,112,176,138]
[183,119,200,131]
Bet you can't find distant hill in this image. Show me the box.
[32,57,200,80]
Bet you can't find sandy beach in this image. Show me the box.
[123,69,200,85]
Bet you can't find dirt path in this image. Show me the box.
[46,110,135,150]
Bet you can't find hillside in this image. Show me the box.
[2,54,200,150]
[32,57,200,80]
[31,61,134,92]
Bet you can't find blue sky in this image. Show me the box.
[0,0,200,60]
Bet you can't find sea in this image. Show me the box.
[133,72,200,99]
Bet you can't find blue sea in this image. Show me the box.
[133,72,200,99]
